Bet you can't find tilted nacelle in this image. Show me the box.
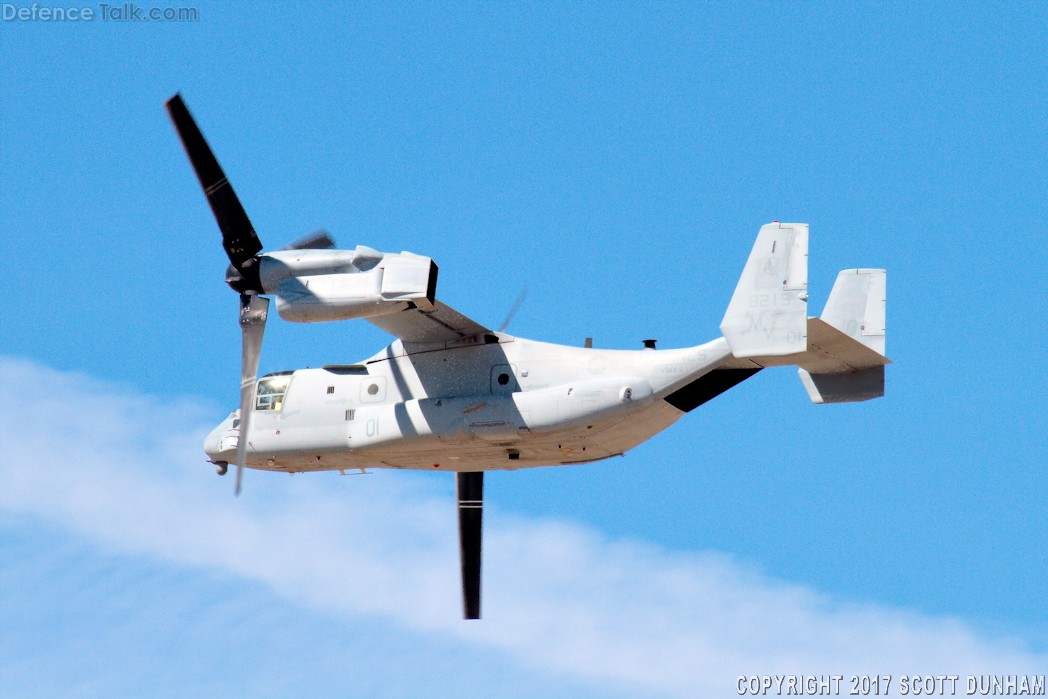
[258,246,437,323]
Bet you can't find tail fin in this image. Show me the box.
[720,222,809,359]
[818,269,886,355]
[798,269,889,403]
[719,224,889,404]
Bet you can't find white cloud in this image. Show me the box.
[1,357,1044,697]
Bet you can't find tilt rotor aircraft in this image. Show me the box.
[166,94,890,620]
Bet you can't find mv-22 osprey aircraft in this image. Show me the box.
[166,94,889,619]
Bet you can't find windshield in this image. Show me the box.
[256,374,292,411]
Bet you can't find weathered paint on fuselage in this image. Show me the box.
[204,333,734,473]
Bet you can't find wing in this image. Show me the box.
[367,300,492,344]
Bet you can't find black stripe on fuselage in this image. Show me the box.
[663,368,762,413]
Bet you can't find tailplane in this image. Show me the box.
[720,224,889,404]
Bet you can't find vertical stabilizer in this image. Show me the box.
[720,222,809,359]
[820,269,886,356]
[798,268,888,403]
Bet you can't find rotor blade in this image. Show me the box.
[236,294,269,496]
[280,229,336,251]
[165,93,263,270]
[456,471,483,619]
[498,288,528,333]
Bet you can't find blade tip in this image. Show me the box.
[164,92,184,112]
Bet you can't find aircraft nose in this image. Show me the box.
[203,424,222,460]
[203,411,238,463]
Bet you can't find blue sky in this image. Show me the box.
[1,2,1045,696]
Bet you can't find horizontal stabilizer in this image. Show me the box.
[797,318,889,374]
[720,222,809,359]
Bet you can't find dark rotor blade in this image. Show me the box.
[456,471,483,620]
[165,93,263,270]
[280,229,336,251]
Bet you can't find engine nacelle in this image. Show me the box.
[258,246,437,323]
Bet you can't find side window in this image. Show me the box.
[256,375,292,411]
[490,364,518,394]
[359,376,387,403]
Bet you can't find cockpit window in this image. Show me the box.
[256,375,292,411]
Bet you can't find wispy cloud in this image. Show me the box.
[1,357,1044,697]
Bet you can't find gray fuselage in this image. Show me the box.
[204,333,734,473]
